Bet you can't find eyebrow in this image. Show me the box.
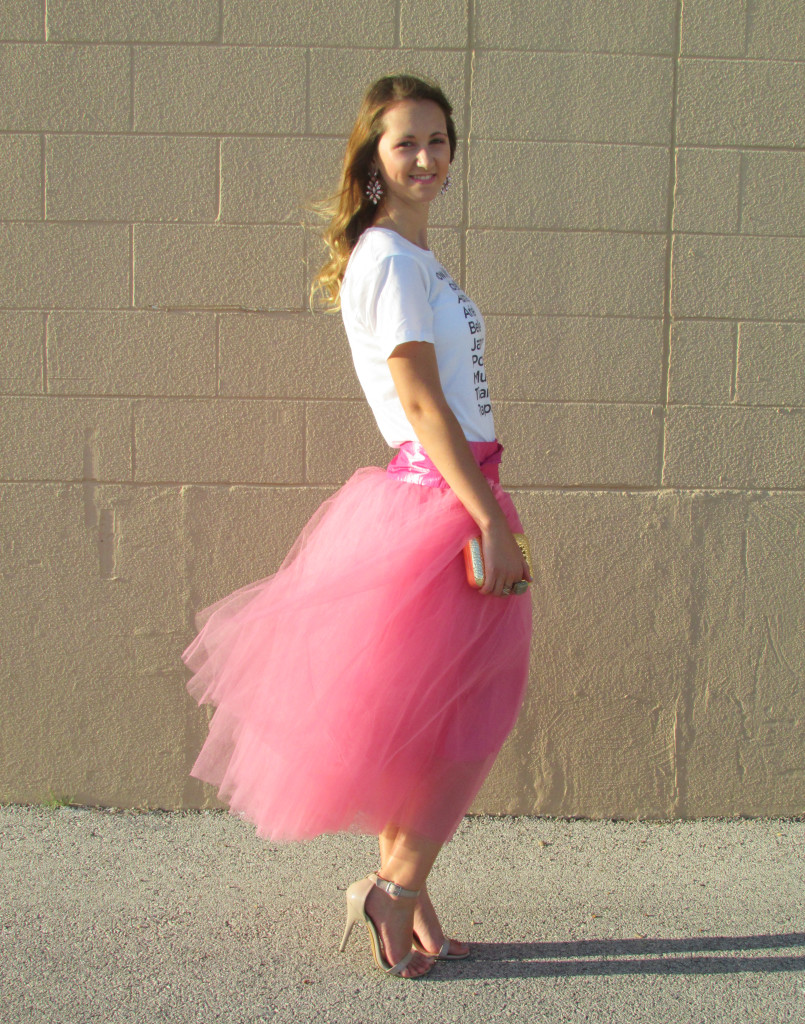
[395,131,448,140]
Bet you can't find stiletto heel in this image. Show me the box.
[338,914,357,953]
[339,874,433,977]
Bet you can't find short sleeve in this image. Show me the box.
[363,254,435,358]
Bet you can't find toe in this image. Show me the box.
[401,951,434,978]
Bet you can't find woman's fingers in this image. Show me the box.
[489,563,531,598]
[478,522,532,596]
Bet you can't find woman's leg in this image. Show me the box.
[365,825,442,977]
[378,822,399,870]
[377,822,469,959]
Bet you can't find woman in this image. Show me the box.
[182,74,532,979]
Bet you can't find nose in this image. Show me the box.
[416,147,434,168]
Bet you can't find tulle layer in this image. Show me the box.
[182,466,532,844]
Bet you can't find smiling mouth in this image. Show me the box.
[410,174,437,182]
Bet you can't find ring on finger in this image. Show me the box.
[501,585,512,596]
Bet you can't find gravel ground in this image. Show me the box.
[1,806,803,1023]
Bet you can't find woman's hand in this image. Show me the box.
[479,521,532,598]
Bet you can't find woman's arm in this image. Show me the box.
[387,340,530,597]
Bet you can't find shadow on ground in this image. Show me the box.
[425,932,805,980]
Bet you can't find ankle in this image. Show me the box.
[373,873,421,900]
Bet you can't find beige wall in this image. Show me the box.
[1,1,803,818]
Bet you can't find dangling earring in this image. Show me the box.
[439,171,451,196]
[365,169,384,205]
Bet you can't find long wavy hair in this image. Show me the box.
[310,74,457,311]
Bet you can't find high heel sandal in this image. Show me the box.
[412,934,471,960]
[339,873,433,978]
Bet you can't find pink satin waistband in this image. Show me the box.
[386,439,503,488]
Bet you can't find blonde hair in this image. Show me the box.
[310,74,457,311]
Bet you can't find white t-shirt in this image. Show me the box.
[340,226,495,448]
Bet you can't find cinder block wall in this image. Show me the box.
[1,1,803,817]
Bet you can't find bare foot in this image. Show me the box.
[364,884,434,978]
[413,884,470,959]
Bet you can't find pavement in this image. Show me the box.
[1,806,803,1024]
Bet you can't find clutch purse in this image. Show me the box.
[463,533,532,593]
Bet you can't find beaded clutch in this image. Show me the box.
[463,533,532,593]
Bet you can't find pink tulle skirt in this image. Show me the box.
[182,443,532,844]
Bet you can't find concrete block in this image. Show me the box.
[0,619,193,806]
[0,134,40,219]
[48,0,219,42]
[0,480,186,626]
[0,224,129,309]
[0,397,131,480]
[672,236,805,320]
[0,44,128,131]
[673,148,740,233]
[746,1,805,59]
[305,402,392,483]
[46,135,218,222]
[469,141,668,231]
[485,315,663,403]
[496,401,662,488]
[664,407,805,488]
[0,312,44,395]
[471,52,673,144]
[474,0,676,54]
[0,482,184,623]
[466,230,666,317]
[400,0,468,48]
[183,484,334,608]
[0,482,98,582]
[308,50,466,135]
[133,398,304,484]
[736,323,805,407]
[741,151,805,236]
[484,489,689,818]
[668,320,735,405]
[134,46,306,133]
[684,493,805,816]
[219,312,359,400]
[100,484,189,626]
[0,609,126,803]
[47,312,216,397]
[134,225,304,311]
[680,0,747,56]
[221,137,343,224]
[677,58,805,147]
[0,483,192,806]
[0,1,42,40]
[224,0,395,46]
[0,624,193,806]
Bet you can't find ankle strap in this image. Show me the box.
[372,873,420,899]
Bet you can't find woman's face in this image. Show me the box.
[373,99,451,209]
